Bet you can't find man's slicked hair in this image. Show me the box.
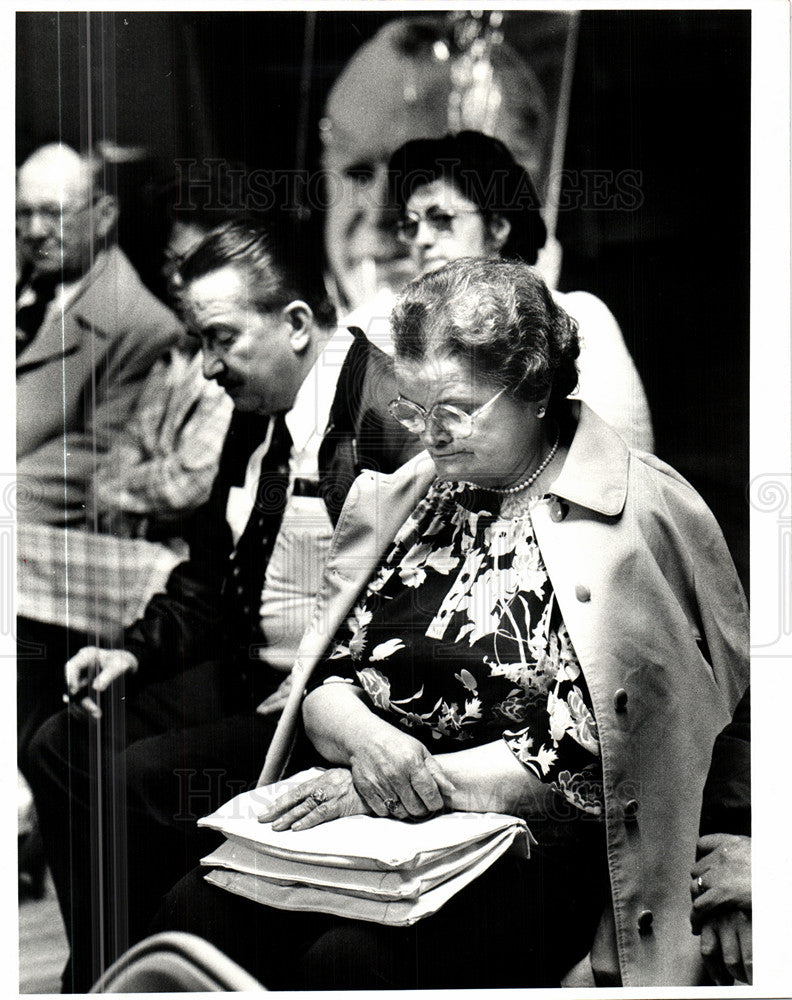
[176,219,337,328]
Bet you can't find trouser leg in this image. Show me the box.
[120,709,279,948]
[152,826,610,990]
[16,616,94,779]
[26,660,236,993]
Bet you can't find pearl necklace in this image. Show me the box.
[467,429,560,495]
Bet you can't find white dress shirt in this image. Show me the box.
[225,326,356,671]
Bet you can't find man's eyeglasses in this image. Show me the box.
[17,199,96,229]
[389,387,506,438]
[396,206,480,243]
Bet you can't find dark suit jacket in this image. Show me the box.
[123,330,417,681]
[16,246,181,526]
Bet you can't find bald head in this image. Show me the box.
[320,16,548,311]
[17,143,117,280]
[18,143,94,198]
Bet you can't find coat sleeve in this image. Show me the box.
[17,311,181,526]
[637,455,750,712]
[565,290,655,454]
[121,463,233,677]
[94,355,233,523]
[699,687,751,836]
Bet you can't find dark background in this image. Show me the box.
[16,10,750,588]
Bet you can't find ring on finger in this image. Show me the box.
[307,787,328,807]
[382,797,399,814]
[695,875,705,895]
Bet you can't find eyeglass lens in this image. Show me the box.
[398,207,464,241]
[389,400,474,437]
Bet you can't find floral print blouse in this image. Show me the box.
[307,480,604,817]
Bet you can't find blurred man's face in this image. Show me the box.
[163,220,207,277]
[320,39,455,312]
[319,20,550,314]
[16,146,103,280]
[321,137,415,313]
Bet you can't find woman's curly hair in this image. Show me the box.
[391,257,579,418]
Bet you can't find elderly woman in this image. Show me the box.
[382,130,654,452]
[155,259,747,989]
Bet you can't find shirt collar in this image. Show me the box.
[285,325,355,455]
[549,401,630,516]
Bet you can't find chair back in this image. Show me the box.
[89,931,266,992]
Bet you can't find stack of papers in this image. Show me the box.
[199,768,532,926]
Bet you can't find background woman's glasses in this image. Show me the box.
[396,206,480,243]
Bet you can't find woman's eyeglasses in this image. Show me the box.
[389,387,505,438]
[396,206,480,243]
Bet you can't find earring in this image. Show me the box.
[536,406,546,419]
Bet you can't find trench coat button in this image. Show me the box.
[624,799,639,822]
[232,565,241,577]
[242,604,251,616]
[637,909,654,935]
[549,499,568,522]
[613,688,628,712]
[575,583,591,603]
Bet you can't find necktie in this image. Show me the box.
[16,276,58,354]
[222,413,292,668]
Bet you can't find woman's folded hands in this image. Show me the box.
[257,767,369,831]
[347,715,455,819]
[302,685,455,820]
[255,740,454,831]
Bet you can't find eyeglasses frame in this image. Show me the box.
[389,386,507,438]
[396,206,482,244]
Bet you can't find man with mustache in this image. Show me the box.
[26,219,414,992]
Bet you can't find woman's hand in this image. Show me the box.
[690,833,752,985]
[302,684,454,820]
[347,716,454,819]
[256,768,369,832]
[698,909,752,985]
[690,833,751,925]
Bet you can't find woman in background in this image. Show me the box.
[385,130,654,452]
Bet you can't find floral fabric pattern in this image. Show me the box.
[309,480,603,817]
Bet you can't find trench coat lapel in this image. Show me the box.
[16,249,120,371]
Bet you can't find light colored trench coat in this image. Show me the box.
[17,246,180,525]
[260,402,749,987]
